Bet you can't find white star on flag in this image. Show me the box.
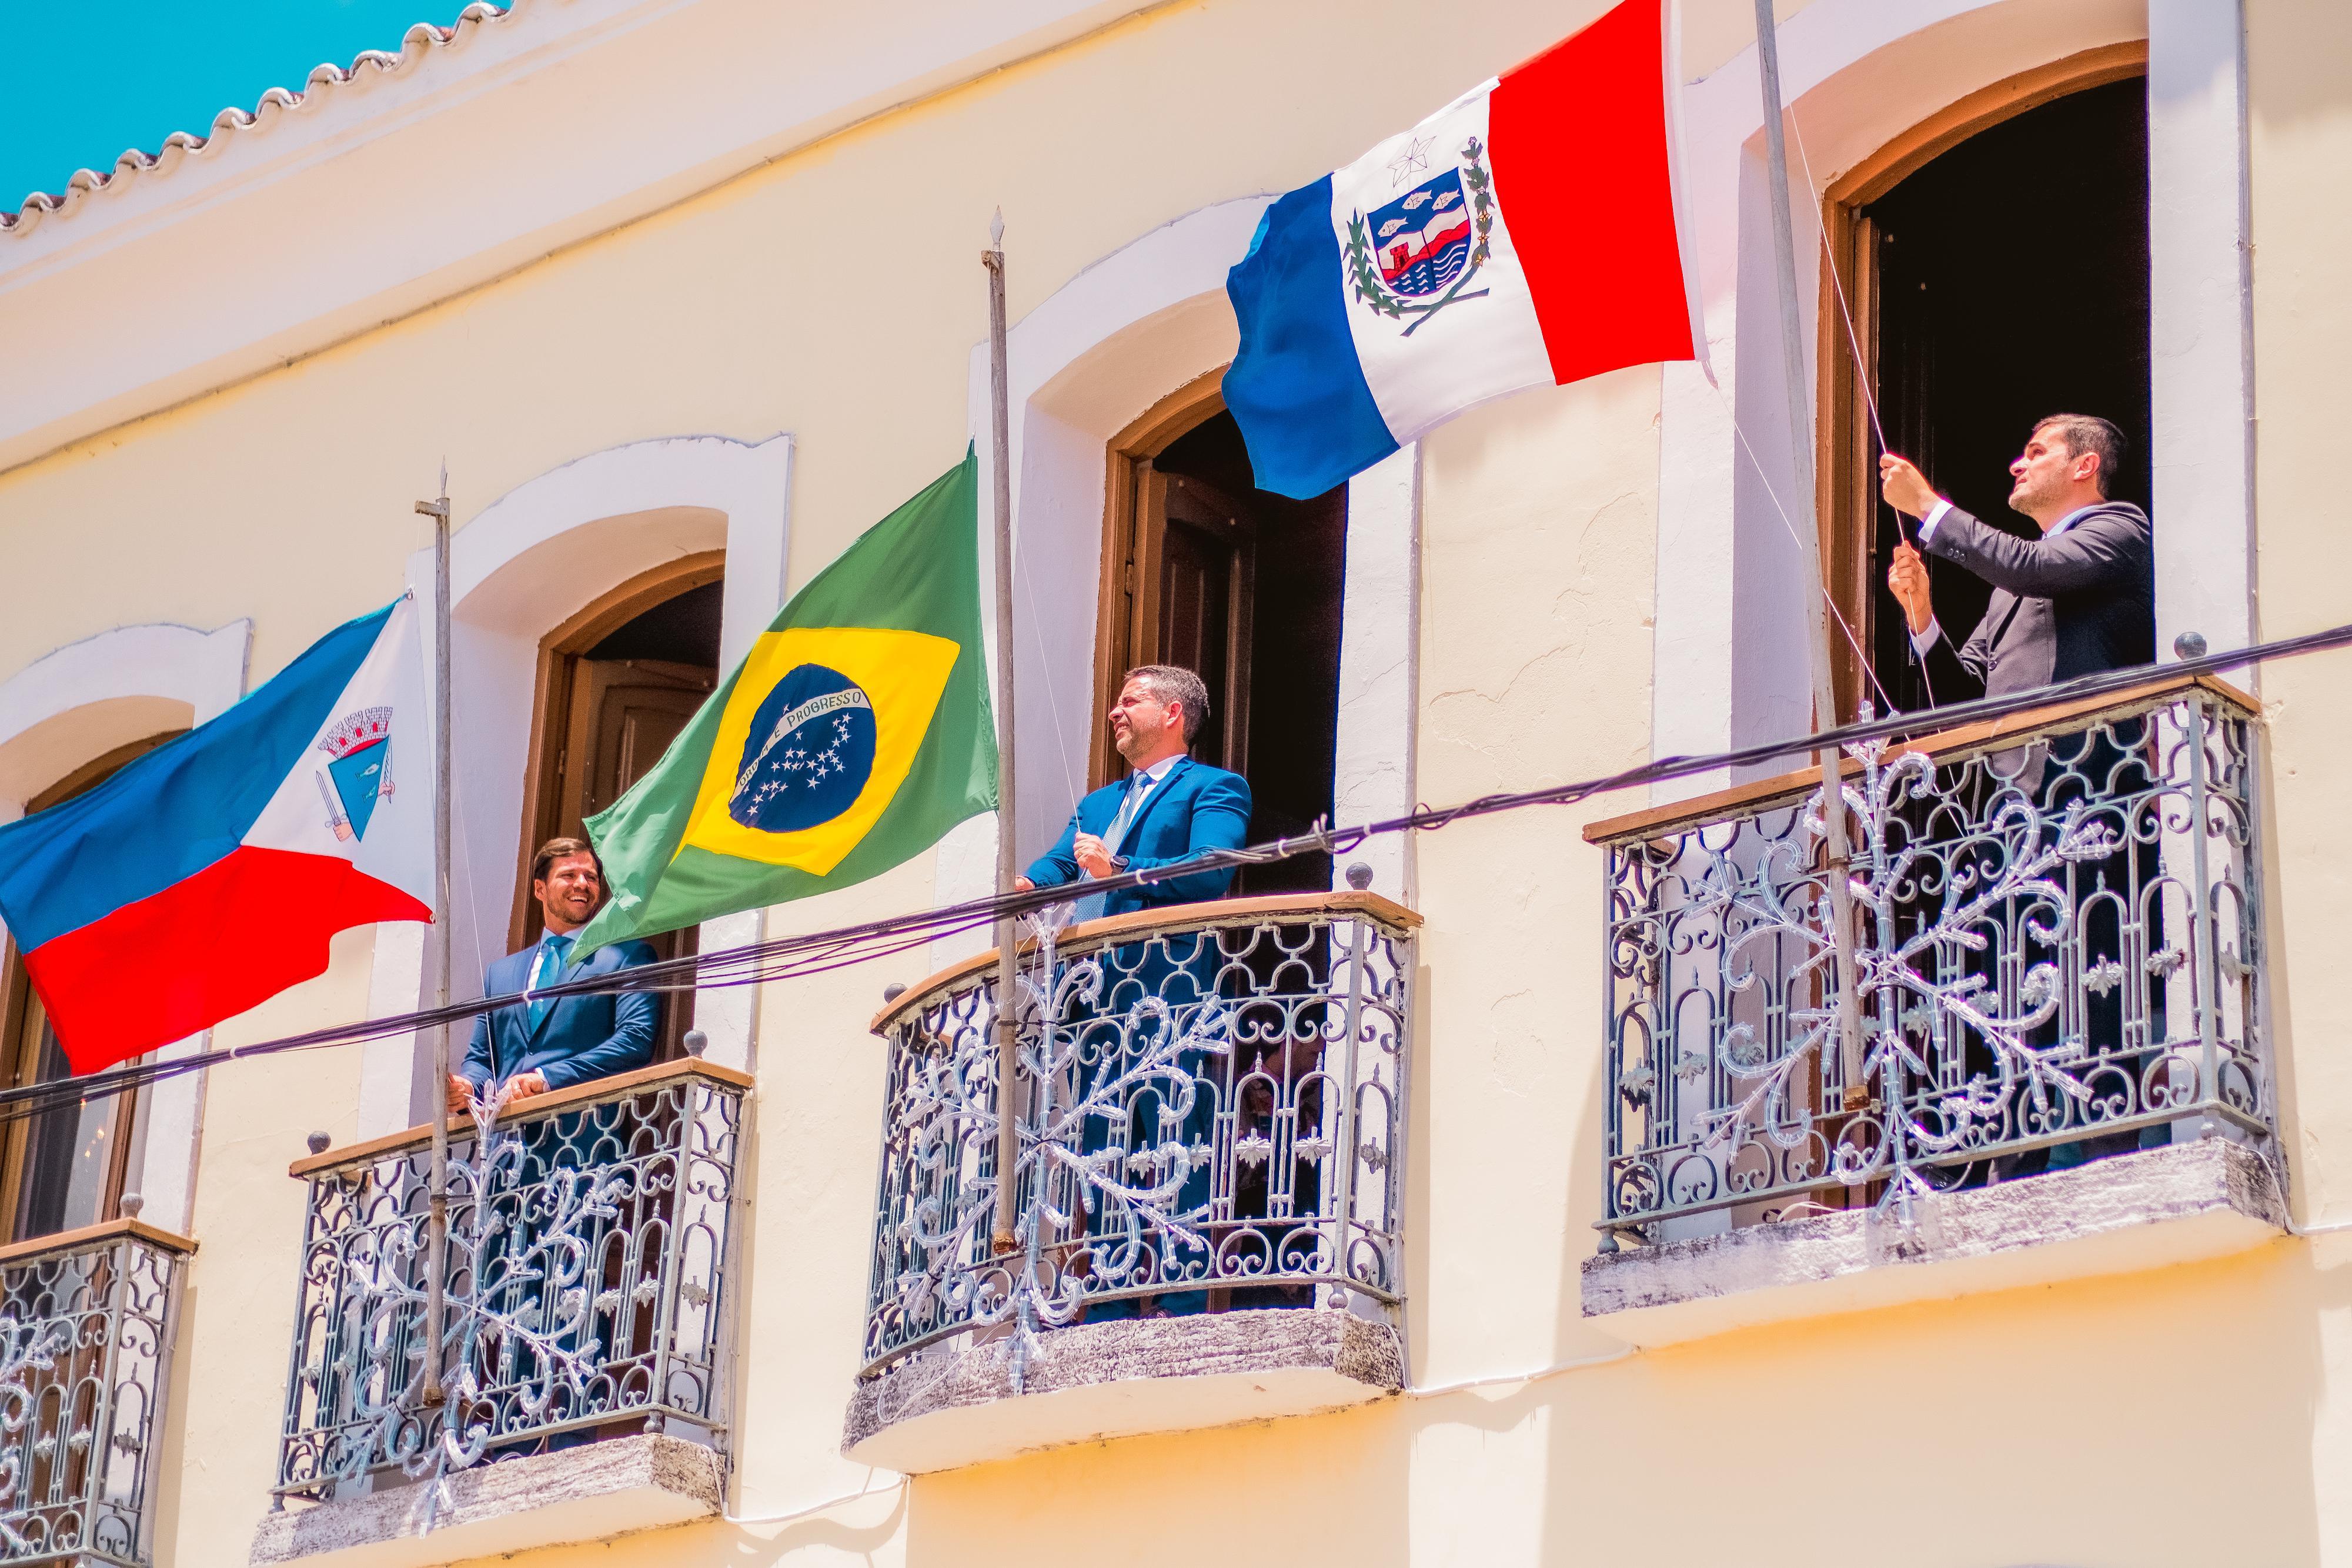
[1387,134,1433,186]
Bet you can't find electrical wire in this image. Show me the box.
[5,615,2342,1129]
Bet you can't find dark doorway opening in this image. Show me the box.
[521,566,721,1060]
[1102,402,1347,896]
[1842,75,2150,715]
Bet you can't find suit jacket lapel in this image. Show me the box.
[1118,757,1190,850]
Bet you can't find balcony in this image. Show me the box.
[0,1218,191,1568]
[1581,674,2284,1344]
[252,1059,747,1568]
[846,890,1416,1473]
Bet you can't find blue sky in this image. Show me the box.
[4,1,467,205]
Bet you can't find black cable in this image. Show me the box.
[4,616,2340,1127]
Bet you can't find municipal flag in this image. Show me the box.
[1223,0,1703,499]
[572,450,997,954]
[0,599,433,1074]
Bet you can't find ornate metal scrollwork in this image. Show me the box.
[273,1067,743,1504]
[0,1229,185,1566]
[1600,689,2268,1232]
[860,900,1416,1380]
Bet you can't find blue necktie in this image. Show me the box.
[1072,773,1150,924]
[526,934,573,1034]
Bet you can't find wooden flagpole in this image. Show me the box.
[1752,2,1866,1106]
[983,213,1023,1255]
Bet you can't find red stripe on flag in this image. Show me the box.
[24,845,430,1075]
[1491,0,1696,385]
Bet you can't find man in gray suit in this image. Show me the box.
[1880,413,2153,698]
[1880,414,2155,1179]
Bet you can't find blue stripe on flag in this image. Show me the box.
[0,602,394,951]
[1223,179,1398,500]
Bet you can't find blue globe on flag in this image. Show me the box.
[729,663,878,833]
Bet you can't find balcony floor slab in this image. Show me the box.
[248,1433,721,1568]
[1581,1137,2287,1347]
[844,1306,1404,1473]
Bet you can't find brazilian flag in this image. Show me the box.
[572,450,997,954]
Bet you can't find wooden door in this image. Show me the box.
[1130,464,1257,774]
[542,657,714,1059]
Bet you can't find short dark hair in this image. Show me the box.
[530,837,602,887]
[1122,664,1212,746]
[2033,413,2126,499]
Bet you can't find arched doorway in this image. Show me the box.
[1819,48,2150,717]
[0,730,182,1241]
[1095,376,1347,894]
[513,555,722,1058]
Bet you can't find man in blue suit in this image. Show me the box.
[1015,665,1250,1318]
[1015,664,1251,917]
[447,837,660,1113]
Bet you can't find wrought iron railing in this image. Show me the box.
[0,1219,189,1567]
[1593,674,2268,1238]
[272,1059,746,1504]
[859,890,1417,1380]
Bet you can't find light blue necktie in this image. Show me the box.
[526,934,573,1035]
[1071,773,1151,924]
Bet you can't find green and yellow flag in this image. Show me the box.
[573,450,997,954]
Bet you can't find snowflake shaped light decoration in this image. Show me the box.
[316,1094,634,1487]
[885,920,1237,1386]
[1694,733,2123,1219]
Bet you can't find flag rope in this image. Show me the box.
[4,617,2343,1129]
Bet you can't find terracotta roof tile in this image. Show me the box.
[3,1,551,238]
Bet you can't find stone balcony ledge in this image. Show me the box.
[249,1433,721,1568]
[844,1307,1404,1473]
[1582,1138,2287,1347]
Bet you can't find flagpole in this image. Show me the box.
[1752,3,1866,1107]
[416,467,453,1405]
[983,212,1023,1256]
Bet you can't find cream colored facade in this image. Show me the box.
[1,0,2348,1563]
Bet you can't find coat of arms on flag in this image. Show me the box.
[1222,0,1702,501]
[1348,142,1494,330]
[316,705,395,842]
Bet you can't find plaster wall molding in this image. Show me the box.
[0,0,1151,473]
[1651,0,2246,800]
[943,198,1420,919]
[357,433,792,1135]
[0,617,253,1239]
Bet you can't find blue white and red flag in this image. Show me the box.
[1224,0,1705,499]
[0,599,433,1074]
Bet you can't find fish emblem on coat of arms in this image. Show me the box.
[315,706,395,842]
[1347,136,1496,333]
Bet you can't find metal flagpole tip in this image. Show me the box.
[989,207,1004,248]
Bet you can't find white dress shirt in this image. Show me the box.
[1909,502,2099,654]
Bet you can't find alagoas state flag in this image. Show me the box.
[1223,0,1704,499]
[571,450,998,955]
[0,599,434,1074]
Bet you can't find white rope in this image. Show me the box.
[1706,378,1899,720]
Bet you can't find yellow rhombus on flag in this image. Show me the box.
[572,450,997,954]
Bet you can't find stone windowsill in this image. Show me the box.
[249,1433,721,1568]
[1581,1137,2287,1348]
[844,1306,1404,1474]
